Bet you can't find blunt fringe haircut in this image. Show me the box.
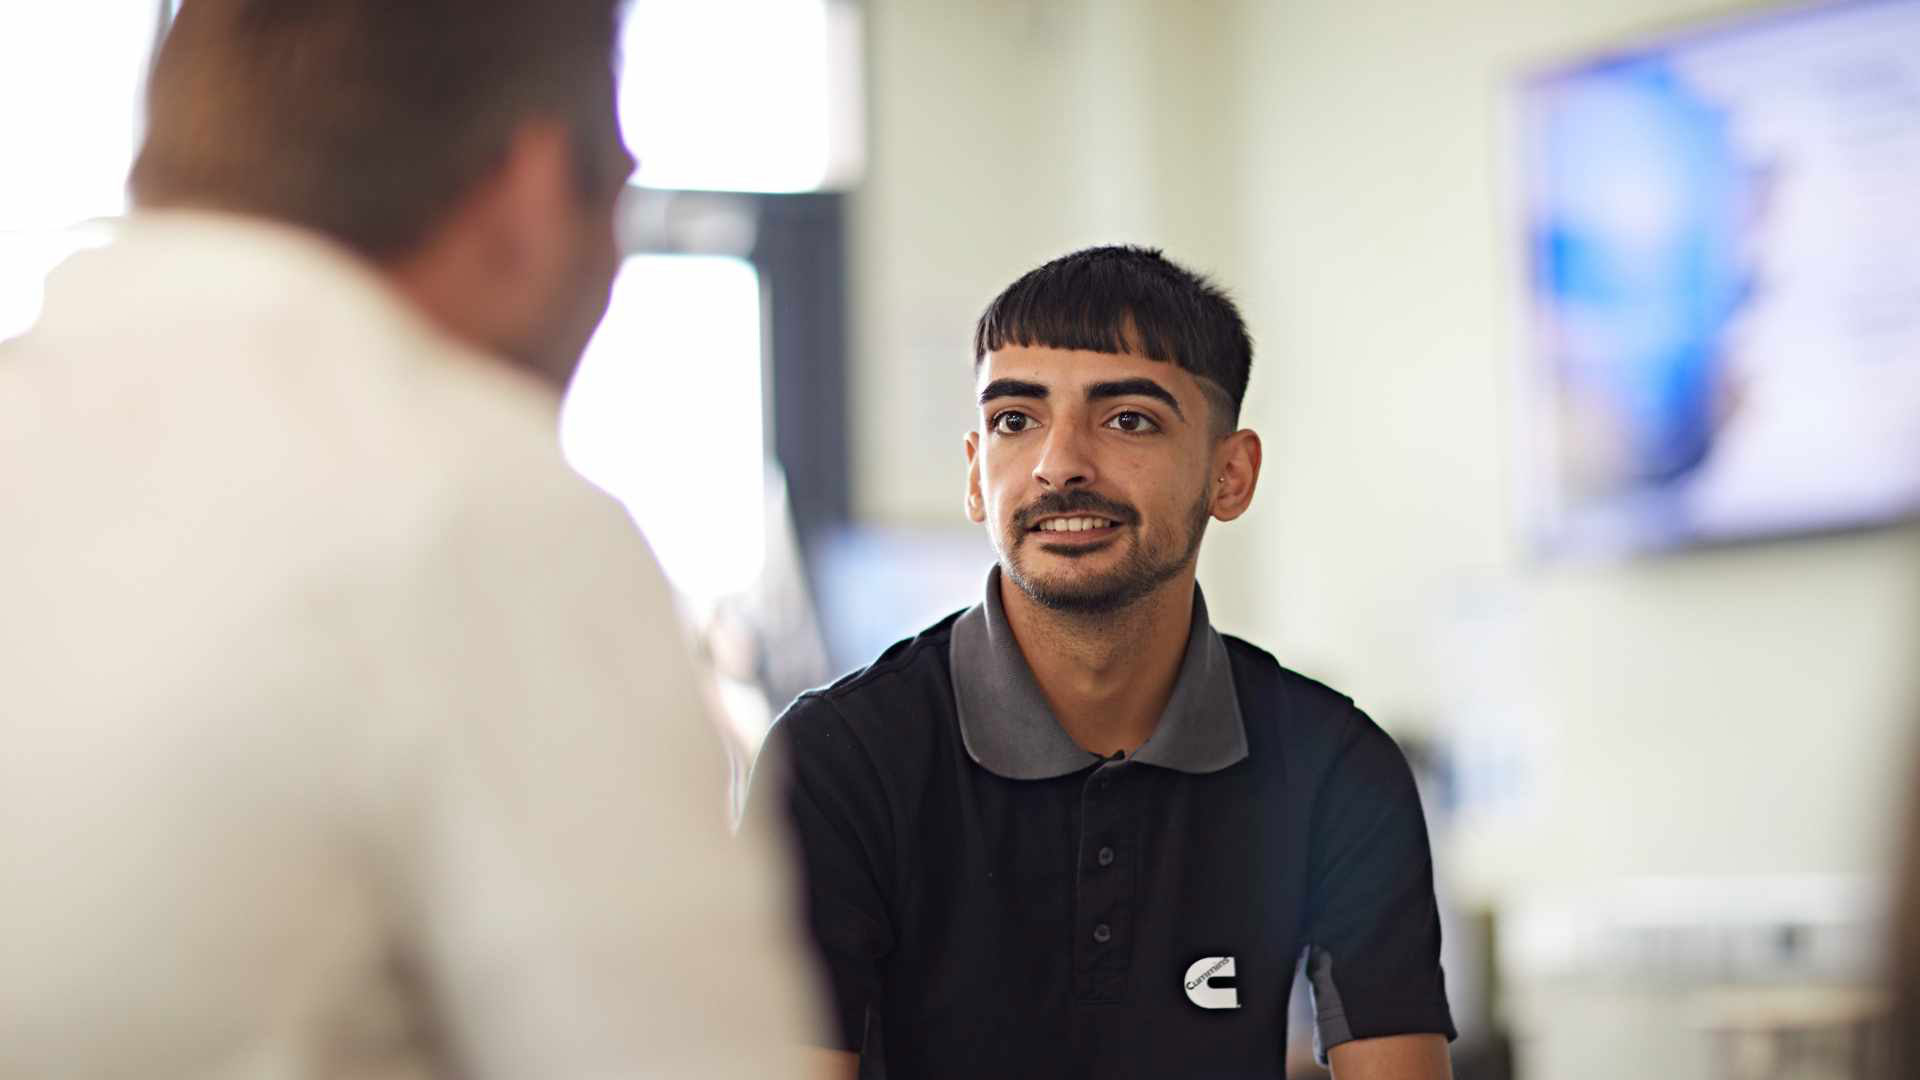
[972,245,1254,432]
[131,0,629,260]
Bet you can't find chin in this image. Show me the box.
[1004,560,1145,616]
[1022,582,1138,616]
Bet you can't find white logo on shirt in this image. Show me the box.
[1183,955,1240,1009]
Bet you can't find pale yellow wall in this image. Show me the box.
[849,0,1920,902]
[848,0,1246,525]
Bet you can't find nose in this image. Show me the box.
[1032,424,1096,489]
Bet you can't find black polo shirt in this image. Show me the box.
[747,569,1454,1079]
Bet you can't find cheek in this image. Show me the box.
[1123,454,1205,523]
[976,443,1022,501]
[588,212,621,288]
[573,218,621,326]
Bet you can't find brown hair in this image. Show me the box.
[131,0,628,259]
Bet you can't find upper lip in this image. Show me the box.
[1016,494,1138,531]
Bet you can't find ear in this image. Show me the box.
[469,119,577,295]
[378,119,582,368]
[964,430,987,523]
[1209,429,1262,522]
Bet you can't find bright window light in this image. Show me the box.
[620,0,864,193]
[0,227,112,343]
[1,4,160,341]
[560,255,767,606]
[0,3,160,230]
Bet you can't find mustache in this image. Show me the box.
[1013,491,1140,531]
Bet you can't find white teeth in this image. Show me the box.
[1038,516,1114,533]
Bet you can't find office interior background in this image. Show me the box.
[7,1,1920,1077]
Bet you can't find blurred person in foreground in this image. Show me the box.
[1889,745,1920,1076]
[746,246,1455,1079]
[0,1,818,1076]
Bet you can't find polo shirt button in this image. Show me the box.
[1092,923,1112,944]
[1097,846,1116,867]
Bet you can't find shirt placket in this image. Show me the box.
[1072,755,1138,1005]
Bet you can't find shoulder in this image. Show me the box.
[1221,635,1356,735]
[751,612,965,825]
[1221,635,1405,777]
[780,612,963,727]
[768,612,964,760]
[345,343,681,679]
[373,336,645,573]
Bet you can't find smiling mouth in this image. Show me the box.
[1029,515,1122,542]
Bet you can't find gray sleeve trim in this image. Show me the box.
[1305,946,1353,1065]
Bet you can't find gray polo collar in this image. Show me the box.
[949,566,1249,780]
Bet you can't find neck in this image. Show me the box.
[998,569,1198,758]
[380,231,565,388]
[385,253,497,351]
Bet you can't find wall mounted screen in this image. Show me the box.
[1519,0,1920,554]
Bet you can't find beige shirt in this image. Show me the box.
[0,214,817,1078]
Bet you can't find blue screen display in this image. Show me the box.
[1520,0,1920,554]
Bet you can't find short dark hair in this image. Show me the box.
[131,0,630,260]
[972,245,1254,432]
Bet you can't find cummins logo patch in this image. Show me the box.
[1183,955,1240,1009]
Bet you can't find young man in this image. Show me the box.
[750,246,1455,1079]
[0,2,815,1076]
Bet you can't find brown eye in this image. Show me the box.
[1106,411,1159,433]
[992,411,1033,434]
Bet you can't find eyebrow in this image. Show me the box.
[1088,378,1183,419]
[979,378,1049,405]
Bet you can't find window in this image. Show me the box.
[0,2,163,341]
[560,254,768,613]
[620,0,864,193]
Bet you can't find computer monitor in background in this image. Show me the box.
[1517,0,1920,556]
